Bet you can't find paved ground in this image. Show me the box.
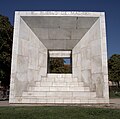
[0,100,9,106]
[109,98,120,109]
[0,99,120,109]
[110,98,120,105]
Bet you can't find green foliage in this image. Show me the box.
[109,86,120,98]
[49,58,65,73]
[49,58,71,73]
[108,54,120,81]
[0,14,13,86]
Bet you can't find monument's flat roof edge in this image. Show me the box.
[15,11,104,17]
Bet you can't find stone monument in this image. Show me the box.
[9,11,109,104]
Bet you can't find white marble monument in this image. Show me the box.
[9,11,109,104]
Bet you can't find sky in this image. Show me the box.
[0,0,120,57]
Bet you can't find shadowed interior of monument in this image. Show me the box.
[22,16,98,49]
[21,16,99,75]
[21,16,98,73]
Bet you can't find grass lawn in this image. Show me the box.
[0,106,120,119]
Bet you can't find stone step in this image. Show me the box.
[22,95,94,99]
[21,98,97,103]
[21,97,107,104]
[35,82,84,87]
[47,74,72,78]
[22,96,96,100]
[22,91,46,97]
[28,86,90,92]
[53,82,84,87]
[54,78,78,82]
[21,95,98,103]
[22,91,96,98]
[38,78,79,83]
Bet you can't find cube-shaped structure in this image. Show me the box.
[9,11,109,104]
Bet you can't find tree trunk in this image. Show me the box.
[116,80,120,88]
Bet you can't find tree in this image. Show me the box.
[49,58,65,73]
[108,54,120,87]
[0,14,13,87]
[49,58,72,73]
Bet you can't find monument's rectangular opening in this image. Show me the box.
[48,50,72,73]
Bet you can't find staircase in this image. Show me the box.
[22,74,97,103]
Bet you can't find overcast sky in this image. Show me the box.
[0,0,120,57]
